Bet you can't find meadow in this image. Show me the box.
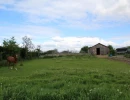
[0,55,130,100]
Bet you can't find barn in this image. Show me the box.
[88,43,109,55]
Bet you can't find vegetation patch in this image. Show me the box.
[0,56,130,100]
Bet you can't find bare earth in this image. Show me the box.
[97,55,130,64]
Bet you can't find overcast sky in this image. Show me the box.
[0,0,130,52]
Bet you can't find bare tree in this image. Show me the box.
[37,45,41,51]
[22,36,34,51]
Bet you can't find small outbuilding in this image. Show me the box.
[116,47,130,54]
[88,43,109,55]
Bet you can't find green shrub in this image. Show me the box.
[41,55,63,59]
[0,60,8,67]
[124,54,130,58]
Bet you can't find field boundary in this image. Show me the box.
[107,55,130,64]
[96,55,130,64]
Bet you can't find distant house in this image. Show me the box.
[116,47,130,54]
[88,43,109,55]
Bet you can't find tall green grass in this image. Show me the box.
[0,55,130,100]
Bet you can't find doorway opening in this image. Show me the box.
[96,48,100,55]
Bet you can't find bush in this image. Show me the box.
[124,54,130,58]
[42,55,62,59]
[0,52,2,61]
[0,60,8,67]
[108,45,116,56]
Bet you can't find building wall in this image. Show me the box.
[88,43,109,55]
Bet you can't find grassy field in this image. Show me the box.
[0,56,130,100]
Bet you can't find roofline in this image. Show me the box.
[89,43,108,48]
[116,47,128,49]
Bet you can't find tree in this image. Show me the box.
[127,46,130,53]
[22,36,34,51]
[80,46,89,53]
[35,45,41,57]
[20,47,28,59]
[0,46,4,61]
[60,50,72,54]
[43,49,58,55]
[3,37,19,55]
[36,45,41,52]
[108,45,116,56]
[22,36,35,59]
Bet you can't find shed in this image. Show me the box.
[88,43,109,55]
[116,47,130,54]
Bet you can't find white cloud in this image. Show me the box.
[0,25,61,46]
[1,0,130,28]
[40,36,130,52]
[0,25,61,38]
[110,35,130,41]
[1,0,130,50]
[0,0,15,5]
[1,32,129,51]
[122,40,130,47]
[41,36,118,52]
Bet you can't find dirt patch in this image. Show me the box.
[107,55,130,64]
[96,55,108,58]
[96,55,130,64]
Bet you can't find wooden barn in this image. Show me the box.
[88,43,109,55]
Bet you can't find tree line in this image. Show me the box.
[0,36,117,61]
[0,36,41,61]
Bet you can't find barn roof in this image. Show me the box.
[89,43,108,48]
